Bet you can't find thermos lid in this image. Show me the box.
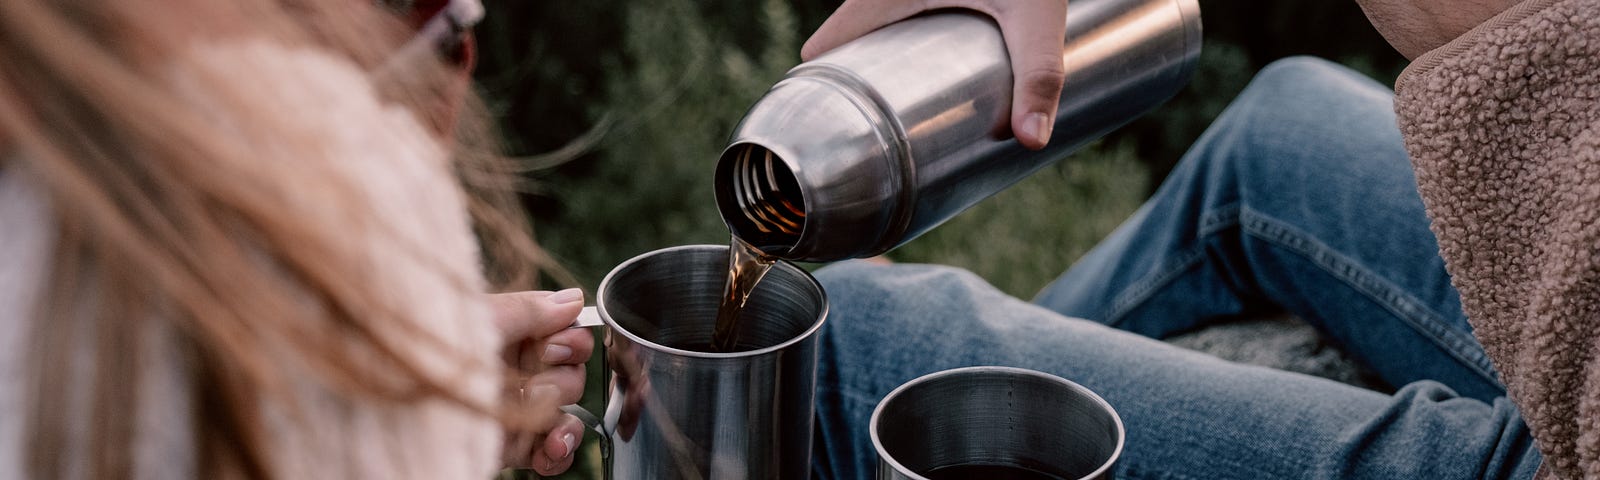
[715,68,913,262]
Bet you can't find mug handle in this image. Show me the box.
[571,305,605,328]
[560,306,611,479]
[559,403,611,477]
[559,306,718,480]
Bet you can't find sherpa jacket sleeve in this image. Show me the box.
[1393,0,1600,477]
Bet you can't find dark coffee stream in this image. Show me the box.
[711,236,777,352]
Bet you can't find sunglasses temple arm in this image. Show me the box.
[372,0,483,76]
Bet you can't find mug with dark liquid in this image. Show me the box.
[565,244,827,479]
[871,366,1125,480]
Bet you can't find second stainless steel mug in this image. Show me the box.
[715,0,1202,261]
[871,366,1126,479]
[566,245,828,479]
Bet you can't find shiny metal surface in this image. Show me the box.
[594,245,827,479]
[716,0,1202,261]
[571,306,604,328]
[871,367,1125,480]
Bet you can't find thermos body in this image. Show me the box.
[716,0,1202,262]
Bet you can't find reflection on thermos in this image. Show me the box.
[715,0,1202,262]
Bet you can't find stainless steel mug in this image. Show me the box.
[564,245,829,479]
[871,366,1125,480]
[715,0,1202,261]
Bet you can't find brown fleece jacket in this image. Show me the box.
[1393,0,1600,477]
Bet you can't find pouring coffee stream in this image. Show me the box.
[711,235,776,352]
[710,143,797,352]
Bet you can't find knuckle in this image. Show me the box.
[1019,59,1067,97]
[552,367,585,403]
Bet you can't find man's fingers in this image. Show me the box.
[491,288,585,339]
[801,0,927,60]
[802,0,1069,149]
[994,0,1068,150]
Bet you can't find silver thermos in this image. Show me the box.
[715,0,1201,262]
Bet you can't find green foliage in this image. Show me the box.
[892,141,1149,298]
[524,0,801,289]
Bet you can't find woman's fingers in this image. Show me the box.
[491,289,595,476]
[512,326,595,373]
[492,289,594,376]
[503,382,587,474]
[503,384,563,468]
[523,365,587,406]
[530,414,587,476]
[493,288,592,408]
[490,288,584,339]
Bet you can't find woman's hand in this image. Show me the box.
[492,289,596,476]
[803,0,1069,150]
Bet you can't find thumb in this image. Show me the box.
[491,289,585,340]
[994,1,1068,150]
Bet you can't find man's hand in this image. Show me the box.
[803,0,1069,150]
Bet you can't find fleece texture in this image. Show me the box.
[1394,0,1600,477]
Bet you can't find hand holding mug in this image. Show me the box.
[491,289,596,476]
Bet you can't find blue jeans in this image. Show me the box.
[810,57,1542,479]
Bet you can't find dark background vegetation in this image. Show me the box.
[477,1,1404,477]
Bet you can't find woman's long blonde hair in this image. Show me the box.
[0,0,554,478]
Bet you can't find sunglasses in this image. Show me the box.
[377,0,483,70]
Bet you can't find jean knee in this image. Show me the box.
[1183,56,1404,191]
[815,262,994,328]
[813,261,912,335]
[1242,56,1381,104]
[1227,56,1392,131]
[813,262,990,359]
[1252,56,1350,84]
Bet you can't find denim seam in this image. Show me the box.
[1102,203,1242,325]
[1198,203,1242,238]
[1102,247,1208,327]
[1237,206,1501,387]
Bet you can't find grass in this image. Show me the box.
[890,141,1148,298]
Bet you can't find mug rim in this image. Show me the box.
[595,244,829,359]
[869,365,1126,480]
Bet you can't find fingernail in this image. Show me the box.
[542,344,573,363]
[1026,112,1053,144]
[561,433,577,458]
[548,288,583,304]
